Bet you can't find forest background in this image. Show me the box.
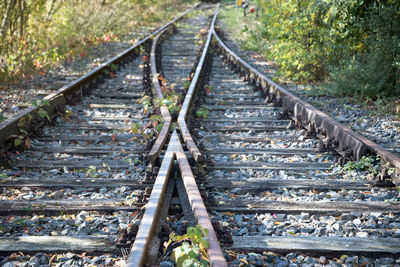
[0,0,193,84]
[0,0,399,102]
[240,0,399,100]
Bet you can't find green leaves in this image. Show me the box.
[131,123,141,134]
[85,165,99,178]
[172,242,201,267]
[196,105,210,119]
[0,112,6,122]
[248,0,400,97]
[14,138,23,147]
[166,225,210,267]
[37,108,51,122]
[343,155,376,172]
[138,95,152,113]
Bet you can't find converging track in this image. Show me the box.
[1,3,400,267]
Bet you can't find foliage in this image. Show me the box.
[343,155,376,172]
[225,0,400,99]
[0,113,6,122]
[0,0,195,83]
[219,8,268,53]
[333,155,380,179]
[164,225,210,267]
[324,2,400,99]
[196,105,210,119]
[85,165,99,178]
[138,95,153,114]
[150,114,164,133]
[153,94,181,115]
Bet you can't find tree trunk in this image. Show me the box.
[0,0,16,39]
[18,0,24,37]
[45,0,57,23]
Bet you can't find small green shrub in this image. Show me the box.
[196,105,210,119]
[164,225,210,267]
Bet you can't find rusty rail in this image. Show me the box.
[174,131,227,267]
[177,4,220,161]
[147,28,173,166]
[0,3,199,151]
[129,4,227,264]
[126,131,177,266]
[211,29,400,172]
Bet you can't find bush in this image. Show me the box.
[255,0,330,82]
[0,0,195,84]
[326,3,400,98]
[253,0,400,98]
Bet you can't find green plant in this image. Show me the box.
[330,155,382,180]
[184,80,191,89]
[196,105,210,119]
[138,95,152,114]
[0,0,195,83]
[164,225,210,267]
[32,100,51,122]
[221,0,399,99]
[153,92,181,115]
[15,218,27,227]
[131,123,141,134]
[218,99,227,105]
[85,165,99,178]
[103,163,111,172]
[0,113,5,122]
[343,155,376,172]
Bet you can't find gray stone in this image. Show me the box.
[254,259,263,267]
[234,215,243,225]
[276,214,286,221]
[56,257,69,262]
[238,227,248,235]
[34,253,48,265]
[394,230,400,238]
[29,256,40,267]
[61,229,69,235]
[356,232,368,238]
[376,257,394,265]
[300,212,310,220]
[344,256,355,264]
[276,260,289,267]
[2,262,15,267]
[300,227,314,233]
[341,213,356,221]
[332,223,340,231]
[66,253,78,260]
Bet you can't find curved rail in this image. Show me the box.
[0,3,199,152]
[147,28,173,166]
[128,4,227,266]
[211,28,400,173]
[177,4,220,161]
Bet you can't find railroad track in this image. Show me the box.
[1,3,400,267]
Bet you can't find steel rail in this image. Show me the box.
[0,3,199,150]
[174,130,228,267]
[126,131,177,266]
[211,27,400,172]
[147,28,173,166]
[177,4,220,161]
